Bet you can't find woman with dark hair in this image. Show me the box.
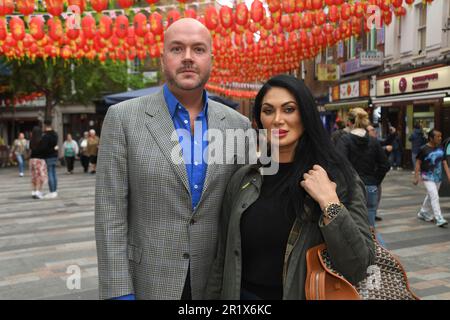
[206,75,374,300]
[29,126,48,199]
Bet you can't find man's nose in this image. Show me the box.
[183,48,193,61]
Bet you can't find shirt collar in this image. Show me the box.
[163,84,208,119]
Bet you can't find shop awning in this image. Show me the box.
[372,89,450,106]
[324,99,370,110]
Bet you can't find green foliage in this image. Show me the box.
[1,57,146,107]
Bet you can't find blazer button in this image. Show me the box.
[242,203,247,209]
[183,253,190,259]
[234,250,239,257]
[189,218,196,225]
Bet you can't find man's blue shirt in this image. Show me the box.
[163,84,208,210]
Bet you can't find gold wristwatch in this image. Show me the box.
[323,202,343,220]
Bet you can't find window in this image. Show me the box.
[417,4,427,54]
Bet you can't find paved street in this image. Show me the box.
[0,164,449,300]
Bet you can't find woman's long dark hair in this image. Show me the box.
[253,74,355,222]
[30,126,43,150]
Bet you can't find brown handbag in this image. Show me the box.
[305,232,420,300]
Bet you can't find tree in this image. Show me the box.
[1,57,147,121]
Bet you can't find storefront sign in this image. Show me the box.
[317,63,339,81]
[332,85,340,101]
[360,79,370,97]
[377,66,450,96]
[340,57,380,76]
[340,81,359,99]
[360,51,384,66]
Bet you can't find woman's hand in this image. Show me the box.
[300,165,340,211]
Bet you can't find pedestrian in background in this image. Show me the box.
[41,120,59,199]
[79,131,90,173]
[87,129,99,174]
[414,129,450,227]
[63,133,79,174]
[409,122,427,173]
[29,126,47,200]
[337,108,390,245]
[10,132,29,177]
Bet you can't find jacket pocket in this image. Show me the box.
[127,244,143,264]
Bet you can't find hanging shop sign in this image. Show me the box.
[317,63,339,81]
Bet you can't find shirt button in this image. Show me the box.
[194,185,198,189]
[178,106,182,110]
[184,120,188,124]
[183,253,190,259]
[194,161,198,166]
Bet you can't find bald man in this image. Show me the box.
[95,18,251,300]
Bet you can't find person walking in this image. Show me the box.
[79,131,90,173]
[95,18,251,300]
[41,120,59,199]
[206,75,374,300]
[29,126,47,200]
[63,134,79,174]
[10,132,29,177]
[409,123,427,172]
[87,129,99,174]
[414,129,450,227]
[337,108,390,243]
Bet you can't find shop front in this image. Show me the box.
[324,79,371,131]
[372,65,450,168]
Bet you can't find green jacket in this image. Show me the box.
[205,164,375,300]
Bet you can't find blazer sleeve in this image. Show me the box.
[95,105,134,299]
[319,174,376,285]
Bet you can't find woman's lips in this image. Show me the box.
[272,129,288,138]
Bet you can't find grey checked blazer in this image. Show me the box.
[95,89,251,300]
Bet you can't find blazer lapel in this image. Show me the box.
[144,90,191,194]
[201,102,227,196]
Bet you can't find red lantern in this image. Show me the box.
[45,0,64,17]
[251,0,264,23]
[149,12,164,37]
[302,11,313,29]
[204,6,219,31]
[66,17,80,40]
[68,0,86,14]
[282,0,296,14]
[0,18,7,41]
[263,17,275,30]
[280,14,291,30]
[235,3,249,26]
[126,27,136,46]
[91,0,108,13]
[133,13,148,37]
[354,2,364,19]
[114,15,129,39]
[405,0,414,5]
[29,16,45,41]
[48,18,63,42]
[0,0,13,16]
[82,15,96,40]
[98,15,113,39]
[17,0,35,16]
[61,45,72,59]
[220,6,234,29]
[340,3,351,21]
[328,5,339,23]
[118,0,134,9]
[9,17,26,42]
[145,0,159,10]
[167,9,181,27]
[323,23,334,35]
[312,0,323,10]
[268,0,281,13]
[392,0,403,8]
[314,10,326,26]
[383,10,393,25]
[184,9,197,19]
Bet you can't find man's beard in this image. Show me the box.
[166,70,210,91]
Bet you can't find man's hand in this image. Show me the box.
[300,165,340,211]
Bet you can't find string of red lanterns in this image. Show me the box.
[0,0,436,92]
